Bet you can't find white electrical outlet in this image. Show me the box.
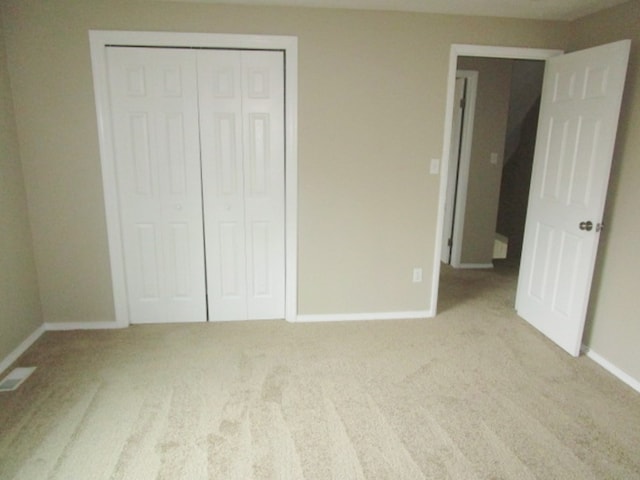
[412,268,423,283]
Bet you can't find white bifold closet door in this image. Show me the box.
[106,47,285,324]
[107,48,206,324]
[198,50,285,321]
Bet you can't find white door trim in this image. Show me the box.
[89,30,298,326]
[446,70,478,268]
[431,44,563,315]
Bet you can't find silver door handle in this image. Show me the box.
[579,221,593,231]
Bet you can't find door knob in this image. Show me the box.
[579,221,593,231]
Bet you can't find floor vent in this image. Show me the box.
[0,367,36,392]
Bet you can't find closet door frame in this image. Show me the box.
[89,30,298,326]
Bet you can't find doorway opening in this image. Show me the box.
[434,41,630,357]
[438,55,546,310]
[443,57,545,269]
[431,45,562,314]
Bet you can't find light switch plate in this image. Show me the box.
[412,268,423,283]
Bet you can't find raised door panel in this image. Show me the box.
[198,50,248,321]
[516,41,630,355]
[241,51,285,320]
[199,50,285,321]
[107,47,206,324]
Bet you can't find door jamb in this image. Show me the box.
[430,44,562,315]
[444,70,478,268]
[89,30,299,326]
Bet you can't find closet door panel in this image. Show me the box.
[199,50,285,321]
[198,50,248,321]
[107,47,206,323]
[242,51,286,320]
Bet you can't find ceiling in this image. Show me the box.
[152,0,629,21]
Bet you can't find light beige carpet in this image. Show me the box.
[1,264,639,479]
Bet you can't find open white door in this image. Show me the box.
[516,40,630,356]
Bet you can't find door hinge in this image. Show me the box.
[460,97,466,109]
[447,238,453,247]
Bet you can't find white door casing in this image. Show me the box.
[90,30,298,326]
[516,40,631,356]
[198,50,285,321]
[441,77,465,264]
[106,47,207,324]
[441,71,478,267]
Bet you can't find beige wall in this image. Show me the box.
[0,11,42,362]
[569,1,640,381]
[0,0,565,322]
[456,57,512,266]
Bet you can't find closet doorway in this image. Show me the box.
[90,31,298,326]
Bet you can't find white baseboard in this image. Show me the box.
[44,321,126,331]
[3,314,430,373]
[0,325,46,376]
[296,310,433,323]
[582,345,640,394]
[454,263,494,269]
[1,321,125,375]
[4,324,638,397]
